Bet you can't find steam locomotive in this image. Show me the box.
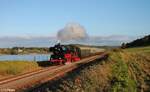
[49,43,105,64]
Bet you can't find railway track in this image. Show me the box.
[0,52,108,92]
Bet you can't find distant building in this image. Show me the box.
[18,49,23,53]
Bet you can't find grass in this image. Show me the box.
[110,52,137,92]
[0,61,40,75]
[110,46,150,92]
[124,46,150,53]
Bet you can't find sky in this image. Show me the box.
[0,0,150,37]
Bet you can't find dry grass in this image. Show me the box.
[0,61,40,76]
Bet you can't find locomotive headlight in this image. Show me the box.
[59,57,61,59]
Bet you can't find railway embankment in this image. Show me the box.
[28,53,111,92]
[30,46,150,92]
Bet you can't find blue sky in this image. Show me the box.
[0,0,150,37]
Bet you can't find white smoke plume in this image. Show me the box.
[57,23,88,41]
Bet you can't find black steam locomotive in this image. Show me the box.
[49,43,105,64]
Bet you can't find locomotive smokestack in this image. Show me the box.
[57,23,88,42]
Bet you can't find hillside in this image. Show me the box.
[122,35,150,48]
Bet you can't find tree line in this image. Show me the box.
[121,35,150,48]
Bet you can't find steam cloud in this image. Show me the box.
[57,23,88,41]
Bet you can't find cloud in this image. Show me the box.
[57,23,88,41]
